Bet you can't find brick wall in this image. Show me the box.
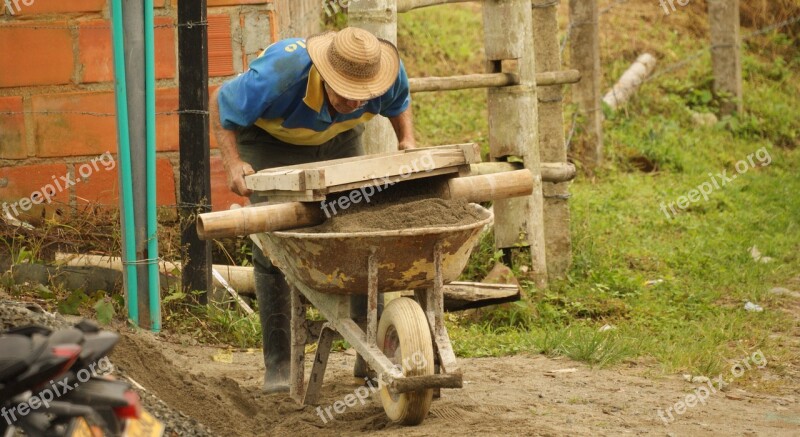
[0,0,322,220]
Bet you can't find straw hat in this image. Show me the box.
[307,27,400,101]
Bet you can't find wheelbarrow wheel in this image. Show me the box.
[377,297,434,425]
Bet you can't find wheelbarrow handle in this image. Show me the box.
[197,202,323,240]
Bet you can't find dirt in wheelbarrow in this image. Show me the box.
[300,198,486,233]
[108,329,800,437]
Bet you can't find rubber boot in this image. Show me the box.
[254,270,291,393]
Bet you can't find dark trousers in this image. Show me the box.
[236,124,364,390]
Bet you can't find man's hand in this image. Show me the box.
[398,140,417,150]
[226,160,255,197]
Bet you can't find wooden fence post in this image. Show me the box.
[532,0,571,279]
[483,0,548,287]
[568,0,602,169]
[348,0,400,154]
[178,0,212,302]
[707,0,743,115]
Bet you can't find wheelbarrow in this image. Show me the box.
[196,145,535,425]
[253,204,492,425]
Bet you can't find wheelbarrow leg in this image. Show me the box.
[415,241,461,395]
[354,249,381,378]
[303,323,338,405]
[289,285,307,402]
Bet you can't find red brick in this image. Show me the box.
[0,163,70,219]
[208,15,235,77]
[32,89,181,157]
[210,155,247,211]
[74,157,176,207]
[0,22,73,88]
[146,86,221,152]
[9,0,105,15]
[79,18,177,84]
[0,97,26,159]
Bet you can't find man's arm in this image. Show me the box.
[388,106,416,150]
[210,87,254,197]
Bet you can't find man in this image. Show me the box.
[210,27,416,393]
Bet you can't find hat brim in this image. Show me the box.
[306,30,400,101]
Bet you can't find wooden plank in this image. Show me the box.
[443,281,520,301]
[303,324,336,406]
[246,144,479,194]
[442,281,521,311]
[324,166,461,195]
[310,148,470,187]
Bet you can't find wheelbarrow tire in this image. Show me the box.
[377,297,434,425]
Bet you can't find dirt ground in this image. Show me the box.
[110,329,800,437]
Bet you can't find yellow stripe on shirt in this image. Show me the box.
[254,113,376,146]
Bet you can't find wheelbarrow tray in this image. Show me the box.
[255,204,493,295]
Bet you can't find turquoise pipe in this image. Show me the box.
[110,0,139,324]
[144,0,161,332]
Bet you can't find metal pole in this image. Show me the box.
[122,0,150,327]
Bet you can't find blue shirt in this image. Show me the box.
[217,38,411,146]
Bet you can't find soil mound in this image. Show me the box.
[301,198,485,233]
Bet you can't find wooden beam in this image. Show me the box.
[178,0,211,302]
[390,374,463,393]
[397,0,473,13]
[408,70,580,93]
[468,162,576,183]
[397,0,475,12]
[411,73,518,92]
[536,69,581,86]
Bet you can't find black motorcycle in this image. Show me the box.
[0,321,163,437]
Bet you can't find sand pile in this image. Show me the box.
[302,198,485,233]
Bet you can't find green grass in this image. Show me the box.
[396,5,800,376]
